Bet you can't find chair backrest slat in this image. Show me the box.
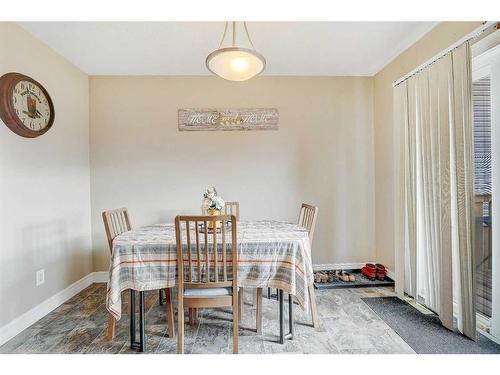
[204,220,209,282]
[214,224,218,281]
[222,221,227,281]
[186,221,192,281]
[298,203,318,245]
[175,215,237,289]
[102,208,132,253]
[113,212,120,234]
[224,201,240,221]
[195,220,201,282]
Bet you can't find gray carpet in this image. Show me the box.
[362,297,500,354]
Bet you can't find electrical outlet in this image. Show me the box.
[36,269,45,286]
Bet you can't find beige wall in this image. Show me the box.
[0,23,92,328]
[373,22,482,271]
[90,76,375,270]
[1,20,480,332]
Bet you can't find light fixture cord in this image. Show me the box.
[218,21,256,50]
[243,22,256,50]
[232,21,236,47]
[218,22,228,49]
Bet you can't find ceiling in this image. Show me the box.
[19,22,437,76]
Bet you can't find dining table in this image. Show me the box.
[105,219,315,351]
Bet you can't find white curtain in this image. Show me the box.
[394,43,476,340]
[394,80,417,298]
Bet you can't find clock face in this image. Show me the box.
[12,80,52,132]
[0,73,55,138]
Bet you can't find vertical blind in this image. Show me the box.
[472,76,492,195]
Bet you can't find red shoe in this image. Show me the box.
[362,263,376,281]
[375,264,386,281]
[362,267,376,280]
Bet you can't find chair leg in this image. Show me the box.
[106,314,116,341]
[177,304,184,354]
[256,288,262,334]
[233,287,239,354]
[139,291,145,352]
[130,290,136,349]
[240,287,245,305]
[238,288,244,322]
[189,308,195,326]
[165,288,175,338]
[308,283,319,328]
[159,289,164,305]
[189,308,198,325]
[127,290,132,315]
[279,290,284,344]
[252,289,258,307]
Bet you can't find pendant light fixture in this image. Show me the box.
[206,22,266,82]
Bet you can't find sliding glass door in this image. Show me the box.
[472,30,499,337]
[472,75,492,319]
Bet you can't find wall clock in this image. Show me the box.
[0,72,55,138]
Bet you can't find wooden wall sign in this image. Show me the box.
[178,108,279,131]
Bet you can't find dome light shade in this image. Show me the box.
[206,47,266,82]
[206,22,266,82]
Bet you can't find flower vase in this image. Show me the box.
[207,208,221,229]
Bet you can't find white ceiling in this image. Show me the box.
[19,22,437,76]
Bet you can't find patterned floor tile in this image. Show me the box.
[49,327,104,353]
[0,284,415,354]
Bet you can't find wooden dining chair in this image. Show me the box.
[222,201,257,313]
[264,203,319,331]
[201,201,239,220]
[298,203,318,244]
[175,215,240,354]
[224,201,254,310]
[195,201,241,322]
[103,207,132,251]
[298,203,319,327]
[103,208,175,340]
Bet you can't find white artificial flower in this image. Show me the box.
[201,197,211,209]
[202,186,224,211]
[213,196,225,211]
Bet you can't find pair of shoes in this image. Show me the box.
[375,264,386,281]
[314,271,330,283]
[361,263,377,281]
[329,270,341,282]
[339,270,355,282]
[314,270,342,283]
[314,272,323,283]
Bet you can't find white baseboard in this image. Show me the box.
[386,269,395,281]
[313,262,372,271]
[480,329,500,345]
[92,271,109,283]
[0,272,106,347]
[476,312,491,330]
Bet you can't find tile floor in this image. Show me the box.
[0,284,415,354]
